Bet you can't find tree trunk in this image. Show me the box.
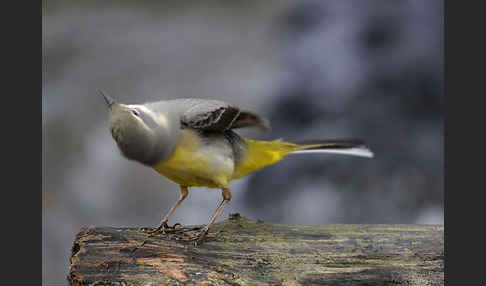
[68,215,444,286]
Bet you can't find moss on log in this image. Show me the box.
[68,215,444,286]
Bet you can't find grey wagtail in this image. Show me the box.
[99,91,373,244]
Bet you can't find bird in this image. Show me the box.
[99,91,373,244]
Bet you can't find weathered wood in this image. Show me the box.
[68,215,444,286]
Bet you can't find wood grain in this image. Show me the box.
[68,215,444,286]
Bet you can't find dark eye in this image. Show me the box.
[131,109,140,116]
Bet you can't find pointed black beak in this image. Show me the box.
[98,90,115,109]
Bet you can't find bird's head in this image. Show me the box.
[99,91,179,165]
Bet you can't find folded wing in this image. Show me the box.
[177,98,270,132]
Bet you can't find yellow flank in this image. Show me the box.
[231,139,301,180]
[152,131,314,188]
[151,130,232,188]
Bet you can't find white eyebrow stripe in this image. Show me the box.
[128,104,170,130]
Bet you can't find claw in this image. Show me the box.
[175,229,221,245]
[140,222,183,236]
[139,227,155,233]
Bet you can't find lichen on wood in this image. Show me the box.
[68,215,444,286]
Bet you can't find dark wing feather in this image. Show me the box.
[180,99,269,131]
[182,105,240,131]
[231,110,270,131]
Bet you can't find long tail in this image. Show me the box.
[291,139,374,158]
[232,138,373,180]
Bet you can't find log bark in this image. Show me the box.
[68,215,444,286]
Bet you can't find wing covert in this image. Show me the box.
[178,99,269,131]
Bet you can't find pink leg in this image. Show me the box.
[146,186,188,234]
[178,187,232,245]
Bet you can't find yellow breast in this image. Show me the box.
[151,129,233,188]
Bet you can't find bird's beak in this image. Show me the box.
[98,90,116,109]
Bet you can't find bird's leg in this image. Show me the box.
[177,187,232,245]
[141,186,188,234]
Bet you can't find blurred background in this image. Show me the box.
[42,0,443,285]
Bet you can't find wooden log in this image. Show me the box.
[68,214,444,286]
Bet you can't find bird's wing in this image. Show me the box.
[174,98,270,131]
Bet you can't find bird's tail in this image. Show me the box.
[232,138,373,180]
[290,139,374,158]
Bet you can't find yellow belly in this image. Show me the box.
[151,130,301,188]
[151,130,233,188]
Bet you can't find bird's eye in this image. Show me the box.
[131,110,140,116]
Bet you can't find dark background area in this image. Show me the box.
[42,1,443,285]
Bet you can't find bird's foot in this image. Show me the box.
[175,228,220,246]
[140,222,182,236]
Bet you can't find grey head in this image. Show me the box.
[99,91,180,166]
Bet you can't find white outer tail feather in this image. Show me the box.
[292,147,374,158]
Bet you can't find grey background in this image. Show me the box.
[42,1,443,285]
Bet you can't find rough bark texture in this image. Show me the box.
[68,215,444,286]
